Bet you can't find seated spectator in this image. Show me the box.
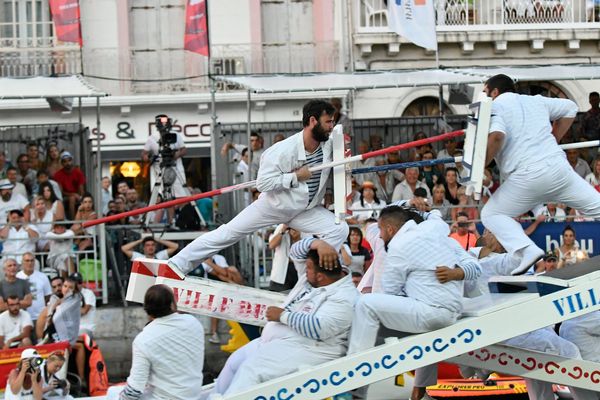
[121,236,179,261]
[351,271,363,287]
[453,150,470,180]
[436,138,458,170]
[53,152,85,220]
[557,225,589,268]
[45,221,75,279]
[408,132,434,162]
[370,159,395,202]
[0,180,30,225]
[70,194,96,253]
[106,198,128,225]
[536,252,559,273]
[43,143,62,178]
[449,211,478,251]
[585,157,600,192]
[0,209,39,264]
[0,150,11,179]
[387,151,405,185]
[566,148,592,179]
[420,150,443,191]
[0,258,32,312]
[125,189,146,221]
[115,180,130,199]
[451,186,479,222]
[0,295,33,349]
[38,181,65,221]
[6,348,43,399]
[391,167,431,202]
[70,272,96,336]
[30,196,53,251]
[27,143,43,172]
[101,176,112,215]
[16,154,37,198]
[443,167,462,205]
[341,227,372,274]
[354,141,376,186]
[7,167,28,200]
[39,351,72,399]
[535,202,567,222]
[350,181,387,223]
[33,170,63,202]
[431,184,451,221]
[16,252,51,334]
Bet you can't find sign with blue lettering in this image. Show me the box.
[525,221,598,257]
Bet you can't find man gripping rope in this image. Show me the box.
[480,74,600,275]
[168,100,348,277]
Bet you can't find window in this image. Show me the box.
[0,0,52,47]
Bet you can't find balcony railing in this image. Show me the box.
[357,0,599,32]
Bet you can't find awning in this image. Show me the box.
[0,75,107,99]
[214,64,600,94]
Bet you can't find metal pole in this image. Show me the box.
[95,97,108,304]
[246,89,252,181]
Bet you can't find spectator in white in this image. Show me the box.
[141,118,190,199]
[7,167,28,200]
[16,252,51,332]
[121,236,179,261]
[210,238,358,397]
[556,225,589,268]
[372,158,396,202]
[453,149,470,180]
[44,221,75,279]
[341,227,372,274]
[32,170,63,203]
[350,181,387,223]
[0,209,39,265]
[566,148,592,179]
[6,348,43,400]
[38,182,65,221]
[391,167,432,202]
[0,259,32,312]
[101,176,112,215]
[236,147,249,180]
[30,196,53,251]
[69,273,96,336]
[109,284,204,400]
[0,179,30,225]
[585,157,600,191]
[431,184,451,221]
[167,100,349,277]
[0,295,33,349]
[436,137,458,170]
[534,202,567,222]
[481,74,600,275]
[268,224,302,292]
[41,276,81,346]
[16,154,37,197]
[39,351,72,399]
[34,276,63,341]
[221,132,264,181]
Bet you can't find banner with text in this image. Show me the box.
[184,0,209,56]
[526,221,598,257]
[388,0,437,50]
[49,0,82,46]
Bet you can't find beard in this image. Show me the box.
[311,121,330,142]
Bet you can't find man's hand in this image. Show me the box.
[435,266,465,283]
[316,241,338,270]
[266,306,284,322]
[409,197,431,212]
[295,166,312,182]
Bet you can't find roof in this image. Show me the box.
[0,75,108,99]
[214,64,600,94]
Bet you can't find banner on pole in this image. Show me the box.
[388,0,437,50]
[49,0,82,46]
[184,0,210,56]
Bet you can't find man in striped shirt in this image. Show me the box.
[210,238,358,397]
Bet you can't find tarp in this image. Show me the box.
[0,75,107,99]
[215,64,600,94]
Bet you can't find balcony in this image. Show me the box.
[357,0,599,32]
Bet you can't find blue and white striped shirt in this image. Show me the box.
[303,145,323,205]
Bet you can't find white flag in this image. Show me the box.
[388,0,437,50]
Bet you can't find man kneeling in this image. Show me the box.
[211,238,358,397]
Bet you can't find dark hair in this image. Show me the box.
[484,74,516,95]
[144,284,175,318]
[64,277,80,294]
[6,294,19,302]
[351,271,363,278]
[306,249,342,278]
[413,187,428,199]
[51,276,64,285]
[590,92,599,97]
[16,154,28,163]
[562,225,575,237]
[302,100,335,127]
[142,237,156,245]
[347,227,364,246]
[445,167,459,177]
[250,131,261,138]
[6,166,17,174]
[379,205,423,229]
[81,193,95,210]
[36,170,49,178]
[38,181,58,203]
[359,186,380,208]
[241,147,248,157]
[9,209,23,217]
[457,211,469,219]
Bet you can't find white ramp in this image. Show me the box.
[461,97,491,201]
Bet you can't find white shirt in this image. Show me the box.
[131,249,169,261]
[12,182,28,200]
[45,229,74,256]
[358,222,387,293]
[391,180,432,203]
[572,158,592,179]
[31,209,53,250]
[586,172,600,186]
[0,193,28,226]
[200,254,228,277]
[143,132,187,186]
[79,287,96,334]
[350,199,387,222]
[268,225,292,285]
[3,225,39,264]
[489,92,578,178]
[534,205,567,222]
[256,131,333,210]
[0,310,32,341]
[125,313,204,400]
[437,149,457,168]
[16,270,52,320]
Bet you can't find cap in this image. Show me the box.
[544,252,558,261]
[360,181,376,191]
[60,151,73,160]
[69,272,83,284]
[0,179,14,190]
[21,348,39,360]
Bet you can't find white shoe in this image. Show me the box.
[166,260,186,279]
[511,245,544,275]
[208,332,221,344]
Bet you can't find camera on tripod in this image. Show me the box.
[154,114,179,186]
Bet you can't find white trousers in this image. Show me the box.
[481,158,600,254]
[212,337,337,397]
[560,312,600,363]
[171,199,348,273]
[348,294,458,355]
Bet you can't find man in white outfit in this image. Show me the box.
[560,311,600,362]
[210,238,358,397]
[168,100,348,276]
[481,74,600,275]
